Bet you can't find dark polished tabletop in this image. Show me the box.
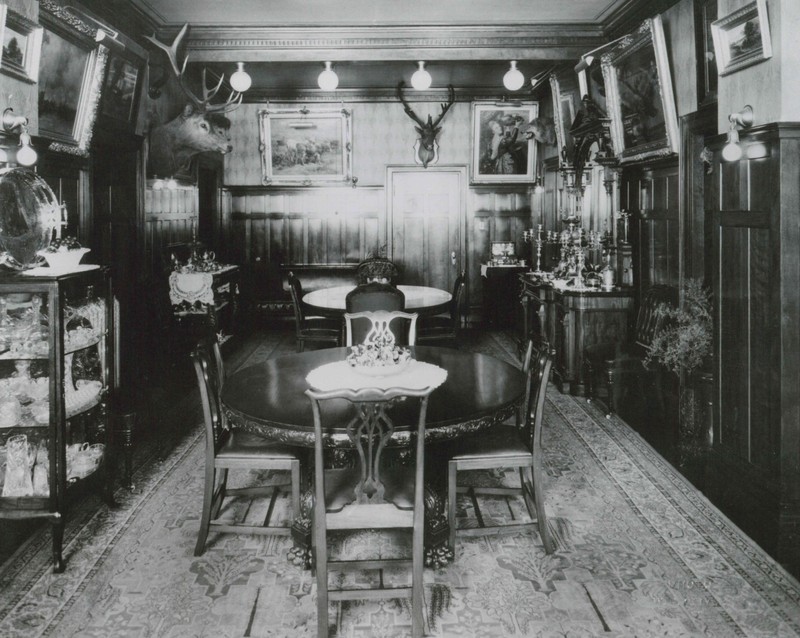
[222,346,524,448]
[302,285,451,317]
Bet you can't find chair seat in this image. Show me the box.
[304,316,341,331]
[447,425,529,461]
[418,315,452,330]
[217,430,299,461]
[323,466,415,513]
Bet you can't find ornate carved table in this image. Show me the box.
[221,345,525,567]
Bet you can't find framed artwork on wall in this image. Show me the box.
[471,101,538,184]
[711,0,771,76]
[257,106,353,186]
[601,15,679,164]
[550,74,576,158]
[694,0,718,105]
[577,57,608,117]
[37,3,107,156]
[0,5,43,83]
[98,49,144,131]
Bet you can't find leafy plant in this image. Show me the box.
[645,279,712,375]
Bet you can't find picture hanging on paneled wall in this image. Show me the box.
[257,106,353,186]
[471,101,538,184]
[711,0,771,76]
[0,5,43,84]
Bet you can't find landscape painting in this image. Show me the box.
[37,26,88,139]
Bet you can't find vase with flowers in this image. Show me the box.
[645,278,713,445]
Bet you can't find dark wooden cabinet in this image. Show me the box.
[481,264,528,328]
[520,276,633,395]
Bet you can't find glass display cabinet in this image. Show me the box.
[0,267,114,572]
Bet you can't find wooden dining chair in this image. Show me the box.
[344,310,419,347]
[445,340,556,554]
[416,272,466,346]
[345,281,405,313]
[305,385,434,638]
[288,271,341,352]
[191,341,301,556]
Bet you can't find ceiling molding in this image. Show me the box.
[238,88,539,103]
[602,0,683,37]
[178,25,608,63]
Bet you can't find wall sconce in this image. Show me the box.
[722,105,753,162]
[317,61,339,91]
[1,108,37,167]
[411,61,432,90]
[503,61,524,91]
[229,62,252,93]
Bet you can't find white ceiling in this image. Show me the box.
[131,0,632,28]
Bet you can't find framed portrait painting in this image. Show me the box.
[0,5,42,83]
[258,107,352,186]
[601,15,679,164]
[37,5,107,156]
[711,0,771,76]
[98,49,144,131]
[471,101,538,184]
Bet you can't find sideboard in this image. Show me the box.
[519,276,634,395]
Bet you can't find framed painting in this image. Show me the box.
[258,107,352,186]
[471,101,538,184]
[711,0,771,76]
[550,74,576,157]
[577,56,608,117]
[0,6,42,83]
[37,4,107,156]
[601,15,679,164]
[695,0,718,105]
[98,49,144,130]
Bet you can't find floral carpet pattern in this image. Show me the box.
[1,331,799,637]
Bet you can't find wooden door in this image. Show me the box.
[387,166,466,293]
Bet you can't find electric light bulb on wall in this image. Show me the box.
[229,62,252,93]
[411,61,432,90]
[503,60,524,91]
[318,61,339,91]
[721,126,742,162]
[16,131,37,167]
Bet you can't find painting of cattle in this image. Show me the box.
[258,107,353,185]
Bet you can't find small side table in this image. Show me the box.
[480,263,529,329]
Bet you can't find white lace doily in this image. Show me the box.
[306,360,447,392]
[169,272,214,306]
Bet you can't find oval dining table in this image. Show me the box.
[302,284,452,317]
[221,345,526,567]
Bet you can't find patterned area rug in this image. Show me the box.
[1,331,799,637]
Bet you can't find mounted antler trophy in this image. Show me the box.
[144,24,241,178]
[396,82,455,168]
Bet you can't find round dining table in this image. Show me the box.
[302,284,451,317]
[221,345,525,566]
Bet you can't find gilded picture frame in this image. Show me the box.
[601,15,679,164]
[37,1,107,156]
[471,101,538,184]
[257,106,352,186]
[0,5,43,84]
[711,0,771,76]
[550,75,576,158]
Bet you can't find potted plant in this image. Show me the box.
[645,278,713,444]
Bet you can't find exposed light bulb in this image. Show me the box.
[229,62,252,93]
[411,61,432,90]
[152,178,164,191]
[721,127,742,162]
[503,60,524,91]
[318,61,339,91]
[16,132,37,167]
[534,182,544,194]
[166,177,178,190]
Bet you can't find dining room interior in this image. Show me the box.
[1,0,800,636]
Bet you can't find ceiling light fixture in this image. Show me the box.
[503,61,525,91]
[229,62,252,93]
[722,105,753,162]
[1,108,37,167]
[411,61,432,90]
[318,61,339,91]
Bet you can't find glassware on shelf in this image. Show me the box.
[3,433,34,497]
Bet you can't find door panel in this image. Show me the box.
[388,167,465,293]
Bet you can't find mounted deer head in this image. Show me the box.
[396,82,455,168]
[144,24,241,177]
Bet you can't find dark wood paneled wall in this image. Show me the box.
[620,159,680,301]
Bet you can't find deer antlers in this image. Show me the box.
[145,23,242,114]
[396,81,455,133]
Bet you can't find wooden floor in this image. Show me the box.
[1,325,797,580]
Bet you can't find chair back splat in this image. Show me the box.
[305,385,434,638]
[344,310,418,347]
